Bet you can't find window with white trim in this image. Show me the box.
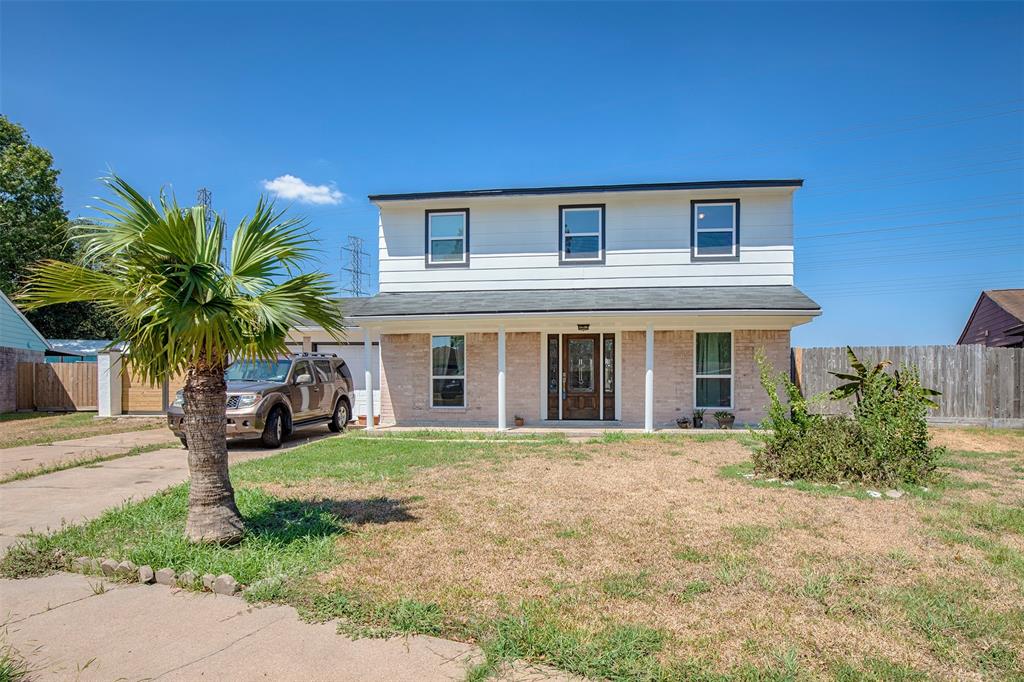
[695,332,732,408]
[559,205,604,263]
[693,201,738,258]
[426,210,468,265]
[431,335,465,407]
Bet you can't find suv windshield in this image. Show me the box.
[225,359,292,382]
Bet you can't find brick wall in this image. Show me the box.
[0,347,44,412]
[733,329,790,425]
[619,328,789,427]
[379,331,541,426]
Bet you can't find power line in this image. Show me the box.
[797,214,1022,240]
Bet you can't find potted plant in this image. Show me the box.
[676,416,691,429]
[713,411,735,429]
[692,408,705,429]
[513,415,525,427]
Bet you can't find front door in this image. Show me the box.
[562,334,600,419]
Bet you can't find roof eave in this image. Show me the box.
[368,179,804,203]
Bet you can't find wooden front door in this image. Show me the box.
[562,334,600,419]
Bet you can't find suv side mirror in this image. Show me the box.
[295,373,313,386]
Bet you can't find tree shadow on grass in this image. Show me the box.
[240,495,419,545]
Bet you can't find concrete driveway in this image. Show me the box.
[0,428,178,479]
[0,426,336,553]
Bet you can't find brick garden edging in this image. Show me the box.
[70,556,239,595]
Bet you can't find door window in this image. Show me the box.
[567,338,595,393]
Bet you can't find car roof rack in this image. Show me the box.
[290,351,339,359]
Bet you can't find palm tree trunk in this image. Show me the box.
[183,361,244,544]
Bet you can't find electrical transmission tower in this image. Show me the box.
[196,187,213,229]
[339,235,370,297]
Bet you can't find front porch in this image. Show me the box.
[355,321,796,433]
[344,286,819,433]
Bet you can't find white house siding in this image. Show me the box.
[377,189,794,292]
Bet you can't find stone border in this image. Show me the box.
[71,556,239,595]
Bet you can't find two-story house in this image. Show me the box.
[301,179,820,431]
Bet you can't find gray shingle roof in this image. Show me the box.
[369,179,804,202]
[343,286,819,319]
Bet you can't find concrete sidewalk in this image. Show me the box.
[1,573,478,681]
[0,427,335,553]
[0,428,177,479]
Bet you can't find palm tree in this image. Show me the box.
[19,175,344,544]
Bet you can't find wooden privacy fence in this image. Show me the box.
[793,345,1024,425]
[15,362,98,411]
[120,367,185,414]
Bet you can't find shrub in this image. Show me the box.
[752,350,942,486]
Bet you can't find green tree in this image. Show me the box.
[20,176,343,543]
[0,116,117,339]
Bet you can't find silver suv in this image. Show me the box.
[167,353,355,448]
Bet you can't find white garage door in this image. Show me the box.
[317,343,380,417]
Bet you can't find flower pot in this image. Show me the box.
[676,418,691,429]
[716,417,735,430]
[513,417,525,427]
[693,417,703,429]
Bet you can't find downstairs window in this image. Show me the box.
[695,332,732,409]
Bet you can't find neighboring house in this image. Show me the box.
[45,339,125,363]
[0,290,50,412]
[957,289,1024,348]
[305,179,821,430]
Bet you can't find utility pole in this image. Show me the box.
[339,235,370,297]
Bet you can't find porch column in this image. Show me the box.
[644,323,654,432]
[497,324,507,430]
[97,351,122,418]
[363,328,374,431]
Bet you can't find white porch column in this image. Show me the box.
[644,323,654,433]
[363,328,374,431]
[497,324,507,430]
[97,351,122,417]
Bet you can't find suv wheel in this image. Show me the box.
[329,399,349,433]
[261,406,285,448]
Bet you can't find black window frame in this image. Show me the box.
[558,203,606,265]
[424,208,470,269]
[690,199,740,262]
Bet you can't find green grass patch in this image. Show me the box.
[0,441,179,484]
[599,572,651,600]
[232,433,553,485]
[0,485,344,585]
[677,579,713,602]
[832,657,927,681]
[673,546,710,563]
[726,523,774,549]
[349,429,567,443]
[719,461,944,501]
[895,581,1024,676]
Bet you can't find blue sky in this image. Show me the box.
[2,1,1021,346]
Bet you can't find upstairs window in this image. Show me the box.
[425,209,469,266]
[692,200,739,259]
[559,204,605,264]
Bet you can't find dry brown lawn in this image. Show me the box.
[258,429,1024,680]
[0,411,165,448]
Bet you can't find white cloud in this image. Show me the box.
[261,174,345,205]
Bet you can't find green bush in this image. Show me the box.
[752,351,942,486]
